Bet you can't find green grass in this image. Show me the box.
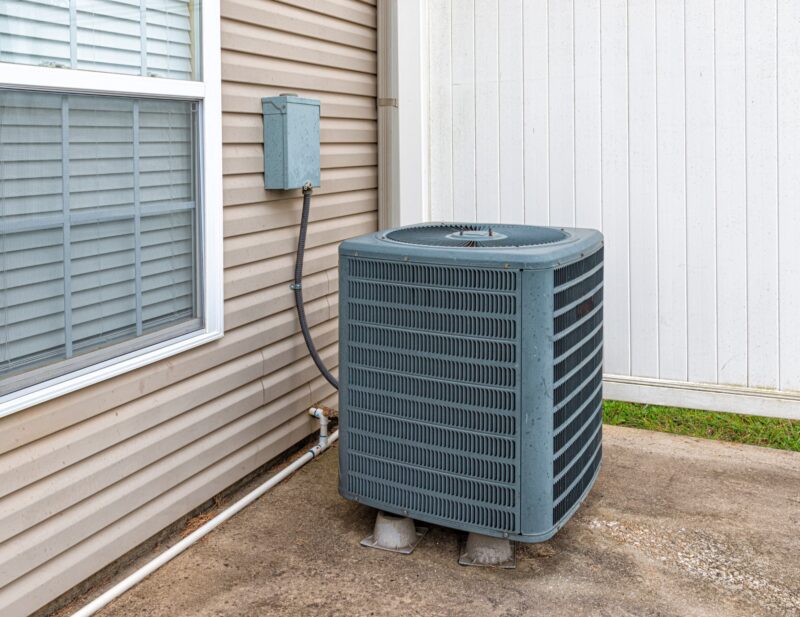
[603,400,800,452]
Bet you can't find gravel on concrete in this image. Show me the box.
[89,425,800,617]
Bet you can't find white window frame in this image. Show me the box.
[0,2,223,418]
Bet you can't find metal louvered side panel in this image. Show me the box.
[343,258,521,534]
[552,248,604,526]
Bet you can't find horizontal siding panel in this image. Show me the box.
[0,374,264,546]
[0,327,258,456]
[225,268,339,336]
[224,212,376,268]
[321,142,378,168]
[260,322,338,379]
[222,52,376,96]
[0,381,263,589]
[223,83,376,119]
[0,322,338,547]
[223,114,376,145]
[0,402,326,617]
[223,189,376,236]
[0,345,338,589]
[260,167,378,199]
[225,243,339,299]
[222,143,377,175]
[321,124,377,144]
[224,269,333,329]
[221,144,263,176]
[222,21,376,74]
[275,0,376,28]
[222,0,376,51]
[222,275,336,333]
[224,167,377,206]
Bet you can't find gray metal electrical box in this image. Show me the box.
[262,94,320,190]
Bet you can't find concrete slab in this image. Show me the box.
[91,426,800,616]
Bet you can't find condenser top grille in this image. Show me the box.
[384,224,568,248]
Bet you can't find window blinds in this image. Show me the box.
[0,0,196,80]
[0,90,198,391]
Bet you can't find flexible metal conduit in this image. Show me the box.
[293,184,339,390]
[71,408,337,617]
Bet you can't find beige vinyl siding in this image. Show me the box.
[0,1,377,615]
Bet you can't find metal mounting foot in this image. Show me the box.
[459,533,516,568]
[360,511,428,554]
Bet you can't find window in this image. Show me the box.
[0,0,199,78]
[0,0,222,416]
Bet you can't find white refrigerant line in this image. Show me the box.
[71,407,338,617]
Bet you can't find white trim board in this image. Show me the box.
[0,62,206,99]
[200,0,224,340]
[394,0,429,227]
[604,375,800,420]
[377,0,398,230]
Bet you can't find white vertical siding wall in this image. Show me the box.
[405,0,800,419]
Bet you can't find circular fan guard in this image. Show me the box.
[384,224,568,248]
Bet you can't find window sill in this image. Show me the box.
[0,326,223,420]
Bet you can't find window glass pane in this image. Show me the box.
[139,98,196,329]
[0,89,200,392]
[0,0,71,67]
[144,0,196,80]
[0,0,200,80]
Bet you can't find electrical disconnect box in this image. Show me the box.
[262,94,321,190]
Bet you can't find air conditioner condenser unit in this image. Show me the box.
[337,223,604,542]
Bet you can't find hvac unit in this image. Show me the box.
[337,223,604,543]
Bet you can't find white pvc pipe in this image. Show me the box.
[71,411,338,617]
